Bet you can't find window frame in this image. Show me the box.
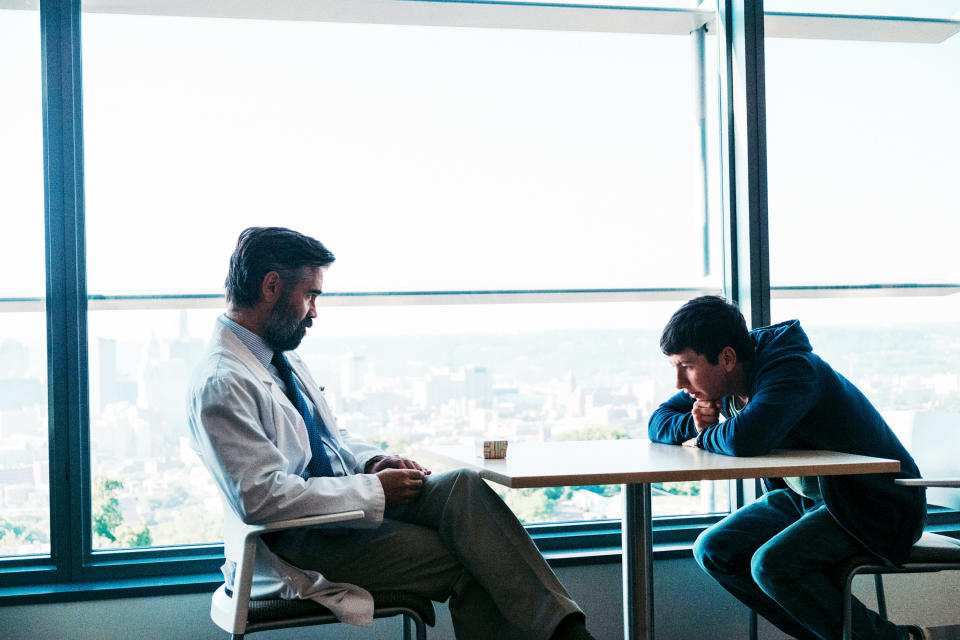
[1,0,958,600]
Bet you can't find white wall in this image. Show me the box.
[1,558,957,640]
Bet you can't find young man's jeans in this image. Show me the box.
[693,488,911,640]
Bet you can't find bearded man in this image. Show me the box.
[187,226,593,640]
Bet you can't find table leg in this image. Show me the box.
[623,482,653,640]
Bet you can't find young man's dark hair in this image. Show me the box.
[659,295,755,364]
[225,226,336,308]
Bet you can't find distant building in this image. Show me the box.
[340,353,366,396]
[463,365,492,410]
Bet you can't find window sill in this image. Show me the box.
[0,572,225,606]
[0,543,694,607]
[5,516,954,607]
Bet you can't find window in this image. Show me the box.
[295,301,732,523]
[0,3,47,559]
[79,2,727,551]
[769,297,960,510]
[765,8,960,287]
[87,308,223,548]
[764,3,960,511]
[8,0,955,594]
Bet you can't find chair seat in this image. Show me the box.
[245,591,436,628]
[828,533,960,587]
[907,532,960,564]
[834,532,960,640]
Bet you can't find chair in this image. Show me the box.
[746,479,960,640]
[838,478,960,640]
[210,510,435,640]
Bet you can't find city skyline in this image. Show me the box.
[1,1,957,561]
[3,316,960,555]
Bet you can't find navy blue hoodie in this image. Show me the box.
[648,319,925,564]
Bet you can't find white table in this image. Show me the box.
[419,439,900,640]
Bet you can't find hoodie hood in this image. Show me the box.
[746,319,812,393]
[751,319,812,360]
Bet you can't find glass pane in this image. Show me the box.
[765,1,960,18]
[88,308,223,549]
[80,6,726,535]
[771,294,960,510]
[81,12,720,295]
[0,5,44,298]
[765,28,960,286]
[296,300,729,522]
[0,313,49,556]
[0,5,48,558]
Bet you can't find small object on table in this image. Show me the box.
[475,439,508,459]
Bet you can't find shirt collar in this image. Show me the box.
[219,315,274,369]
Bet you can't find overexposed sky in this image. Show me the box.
[1,3,958,310]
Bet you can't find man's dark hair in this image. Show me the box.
[225,227,335,308]
[659,295,755,364]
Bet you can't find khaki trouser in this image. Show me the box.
[271,468,581,640]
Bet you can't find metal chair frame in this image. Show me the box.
[746,478,960,640]
[210,510,433,640]
[839,478,960,640]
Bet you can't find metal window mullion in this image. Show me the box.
[41,0,89,583]
[717,0,770,518]
[717,0,770,328]
[741,0,770,329]
[692,23,711,279]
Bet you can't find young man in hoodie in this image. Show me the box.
[648,296,928,640]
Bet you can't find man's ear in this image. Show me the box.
[719,345,738,371]
[261,271,283,303]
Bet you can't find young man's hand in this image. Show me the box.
[691,399,722,433]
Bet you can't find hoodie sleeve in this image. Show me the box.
[699,353,820,456]
[648,391,699,444]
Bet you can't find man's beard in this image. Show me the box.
[263,293,312,352]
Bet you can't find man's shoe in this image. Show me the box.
[905,625,933,640]
[550,613,596,640]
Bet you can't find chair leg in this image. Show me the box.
[874,574,887,620]
[753,572,879,640]
[842,573,856,640]
[400,612,427,640]
[415,613,427,640]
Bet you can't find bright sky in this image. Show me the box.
[75,15,712,296]
[1,3,958,340]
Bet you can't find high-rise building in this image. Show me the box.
[340,353,366,396]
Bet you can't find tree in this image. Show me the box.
[92,475,153,548]
[92,476,124,542]
[0,516,49,554]
[492,486,554,524]
[554,425,630,441]
[555,426,629,498]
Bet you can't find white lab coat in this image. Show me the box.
[187,320,386,626]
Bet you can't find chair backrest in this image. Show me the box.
[209,503,366,636]
[211,583,242,634]
[888,410,960,509]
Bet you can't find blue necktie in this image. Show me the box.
[272,351,334,478]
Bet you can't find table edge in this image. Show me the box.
[418,446,901,488]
